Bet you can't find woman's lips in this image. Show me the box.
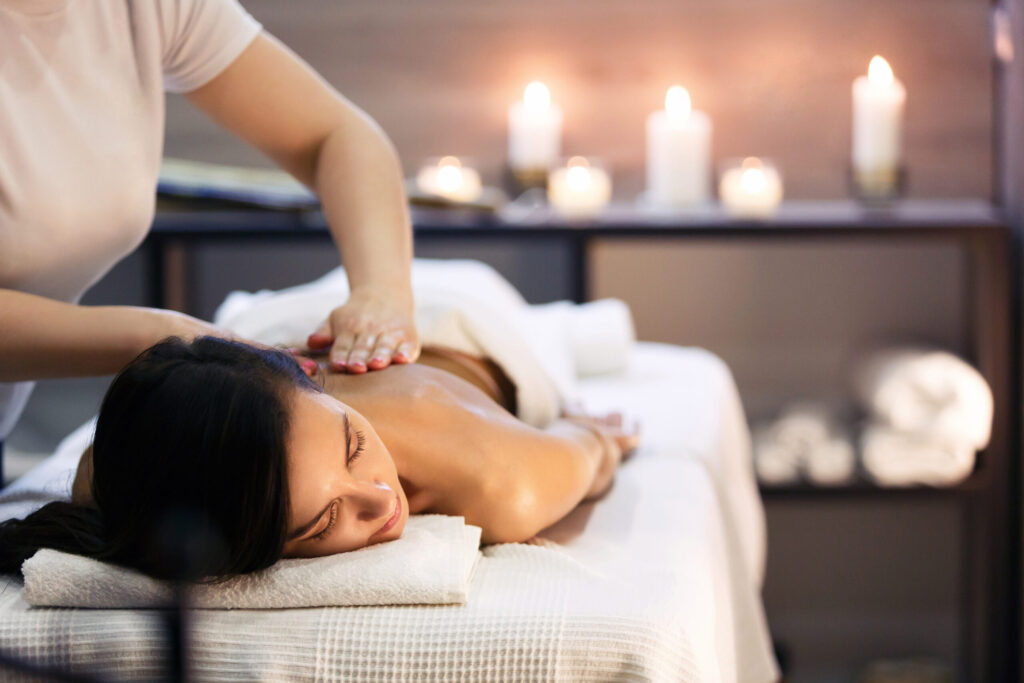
[374,495,401,537]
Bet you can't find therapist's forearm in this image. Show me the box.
[313,117,413,304]
[0,289,203,382]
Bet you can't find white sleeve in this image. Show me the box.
[157,0,263,94]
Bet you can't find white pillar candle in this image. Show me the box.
[645,85,712,207]
[548,157,611,217]
[852,56,906,175]
[508,81,563,171]
[719,157,783,218]
[415,156,483,203]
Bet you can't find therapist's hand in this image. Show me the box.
[305,287,420,373]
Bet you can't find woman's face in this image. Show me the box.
[282,389,408,558]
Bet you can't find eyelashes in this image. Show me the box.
[312,429,367,543]
[348,429,366,465]
[314,502,337,541]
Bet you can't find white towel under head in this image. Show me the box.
[22,514,481,609]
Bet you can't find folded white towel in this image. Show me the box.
[529,299,637,378]
[753,427,801,485]
[753,403,856,486]
[22,514,481,609]
[771,403,833,454]
[804,436,856,486]
[860,424,975,487]
[854,348,993,450]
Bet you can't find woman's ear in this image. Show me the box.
[71,445,96,507]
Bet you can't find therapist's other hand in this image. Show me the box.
[305,287,420,374]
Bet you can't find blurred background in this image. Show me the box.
[7,1,1022,681]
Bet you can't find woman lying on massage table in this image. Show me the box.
[0,336,638,580]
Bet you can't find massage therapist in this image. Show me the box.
[0,0,420,441]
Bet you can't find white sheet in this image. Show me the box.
[0,344,778,682]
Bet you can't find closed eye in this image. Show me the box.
[348,429,366,465]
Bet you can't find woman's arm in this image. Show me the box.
[446,416,622,545]
[184,32,418,373]
[0,289,220,382]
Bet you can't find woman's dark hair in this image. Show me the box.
[0,336,320,581]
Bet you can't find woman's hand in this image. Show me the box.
[305,286,420,374]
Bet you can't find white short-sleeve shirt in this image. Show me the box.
[0,0,262,439]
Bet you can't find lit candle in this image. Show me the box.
[415,156,483,203]
[851,56,906,192]
[645,85,712,208]
[718,157,783,218]
[508,81,563,171]
[548,156,611,217]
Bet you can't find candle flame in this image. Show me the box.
[740,167,767,194]
[868,56,894,86]
[523,81,551,110]
[665,85,691,120]
[566,158,592,192]
[437,157,464,192]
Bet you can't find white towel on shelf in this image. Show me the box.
[753,402,854,486]
[803,435,856,486]
[214,259,636,428]
[860,424,975,487]
[22,514,481,609]
[771,402,833,454]
[854,348,993,450]
[752,427,801,485]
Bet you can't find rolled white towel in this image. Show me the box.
[854,348,993,451]
[804,435,857,486]
[753,427,801,485]
[569,298,637,377]
[771,402,834,453]
[22,515,481,609]
[525,298,636,379]
[860,424,976,487]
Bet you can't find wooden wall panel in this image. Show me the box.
[164,0,994,201]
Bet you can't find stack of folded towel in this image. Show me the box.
[753,402,856,487]
[22,514,481,609]
[855,348,993,487]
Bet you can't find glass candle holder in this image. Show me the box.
[547,156,612,218]
[718,157,783,219]
[415,156,483,203]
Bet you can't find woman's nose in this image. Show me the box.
[351,480,393,521]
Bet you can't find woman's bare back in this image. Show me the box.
[317,348,528,518]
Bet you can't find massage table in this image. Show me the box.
[0,341,778,682]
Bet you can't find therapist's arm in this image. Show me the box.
[0,289,219,382]
[185,32,418,375]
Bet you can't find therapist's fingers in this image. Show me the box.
[307,320,334,350]
[393,340,420,364]
[367,333,398,370]
[328,330,357,371]
[344,331,378,374]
